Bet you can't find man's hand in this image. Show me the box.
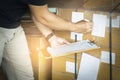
[48,35,70,48]
[72,20,93,33]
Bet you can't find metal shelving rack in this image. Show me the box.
[109,2,120,80]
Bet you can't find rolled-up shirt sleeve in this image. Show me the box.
[21,0,47,6]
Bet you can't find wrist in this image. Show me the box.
[46,33,55,41]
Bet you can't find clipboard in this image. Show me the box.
[47,40,100,57]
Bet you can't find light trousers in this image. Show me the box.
[0,26,34,80]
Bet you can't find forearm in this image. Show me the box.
[38,12,74,31]
[29,4,74,32]
[32,16,54,38]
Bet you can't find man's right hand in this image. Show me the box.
[72,20,93,33]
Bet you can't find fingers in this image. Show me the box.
[86,22,93,32]
[75,20,93,33]
[57,38,70,45]
[89,22,93,27]
[87,21,93,27]
[49,35,70,48]
[83,29,92,33]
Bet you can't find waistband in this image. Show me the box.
[0,22,20,29]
